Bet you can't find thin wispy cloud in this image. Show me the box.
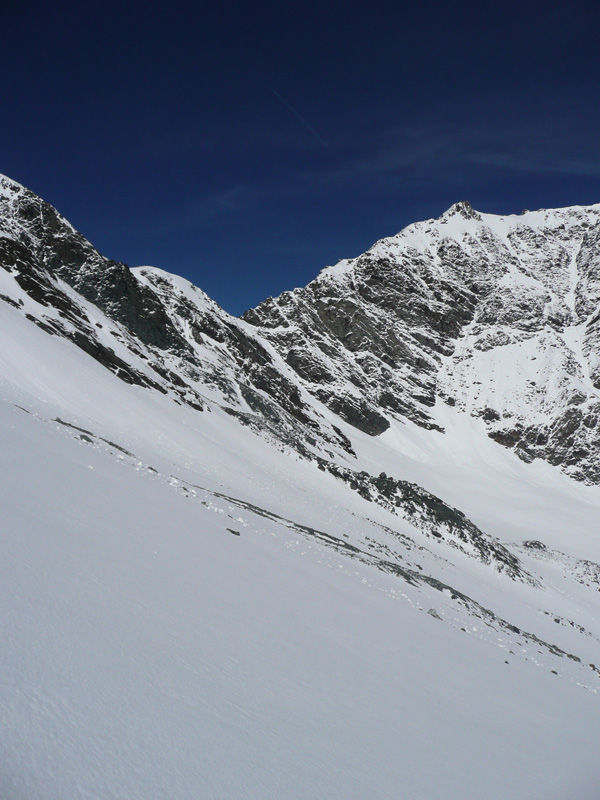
[289,110,600,194]
[269,87,338,159]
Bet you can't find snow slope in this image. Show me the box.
[1,318,599,800]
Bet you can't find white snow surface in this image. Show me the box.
[1,274,600,799]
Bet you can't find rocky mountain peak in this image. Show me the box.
[441,200,481,221]
[245,200,600,483]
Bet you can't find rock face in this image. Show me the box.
[244,200,600,483]
[2,175,600,484]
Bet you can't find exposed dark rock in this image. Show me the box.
[316,457,535,583]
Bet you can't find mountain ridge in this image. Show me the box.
[3,172,600,484]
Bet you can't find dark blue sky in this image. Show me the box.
[3,0,600,314]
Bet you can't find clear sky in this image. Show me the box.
[3,0,600,314]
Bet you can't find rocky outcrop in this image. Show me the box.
[316,459,535,583]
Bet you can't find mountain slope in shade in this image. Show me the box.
[1,173,600,799]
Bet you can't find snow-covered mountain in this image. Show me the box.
[1,173,599,799]
[245,199,600,483]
